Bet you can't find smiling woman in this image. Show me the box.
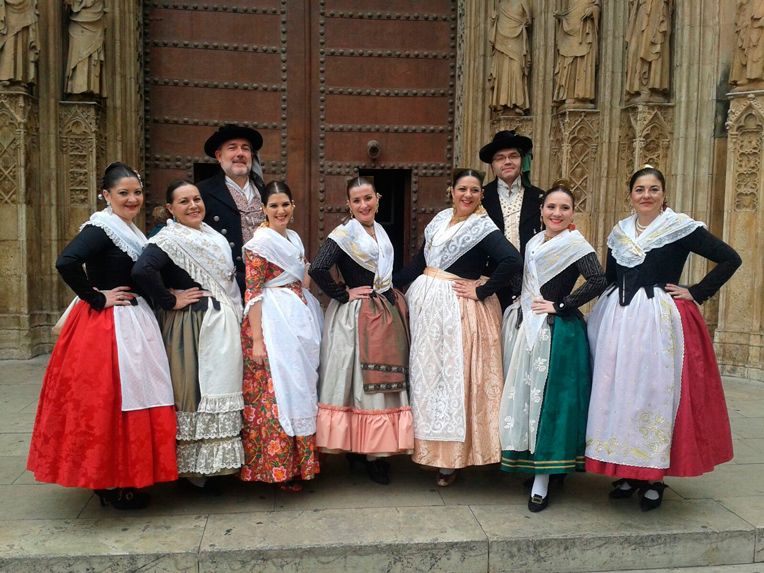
[132,180,245,489]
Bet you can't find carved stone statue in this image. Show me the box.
[553,0,600,104]
[731,0,764,88]
[0,0,39,86]
[489,0,532,114]
[625,0,672,98]
[65,0,105,96]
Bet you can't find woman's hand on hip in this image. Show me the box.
[531,297,556,315]
[453,280,479,300]
[347,286,373,301]
[102,286,135,308]
[171,287,205,310]
[665,283,695,301]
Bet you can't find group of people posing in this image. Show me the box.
[27,126,742,514]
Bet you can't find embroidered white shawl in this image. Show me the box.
[328,219,394,293]
[608,208,705,268]
[424,209,498,269]
[149,220,242,319]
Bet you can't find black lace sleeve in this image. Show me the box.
[682,227,742,304]
[309,239,349,303]
[55,226,111,309]
[475,230,523,300]
[554,252,607,314]
[131,245,177,310]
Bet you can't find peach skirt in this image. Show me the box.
[412,293,504,469]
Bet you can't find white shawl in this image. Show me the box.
[328,219,394,293]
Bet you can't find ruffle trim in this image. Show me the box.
[177,436,244,475]
[82,219,143,261]
[316,403,414,454]
[197,392,244,414]
[176,409,243,441]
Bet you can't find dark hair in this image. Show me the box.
[261,180,293,204]
[165,179,196,204]
[346,176,375,197]
[151,205,171,226]
[452,168,485,186]
[101,161,141,191]
[542,179,576,209]
[629,166,666,193]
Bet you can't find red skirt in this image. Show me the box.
[27,301,178,489]
[586,299,733,480]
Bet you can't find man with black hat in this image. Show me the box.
[480,129,544,309]
[197,124,266,294]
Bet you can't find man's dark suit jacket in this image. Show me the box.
[197,172,250,296]
[482,177,544,309]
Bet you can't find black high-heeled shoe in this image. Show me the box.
[95,487,150,510]
[639,482,666,511]
[608,478,646,499]
[366,459,391,485]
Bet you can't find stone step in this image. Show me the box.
[0,495,760,573]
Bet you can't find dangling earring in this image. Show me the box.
[661,198,668,212]
[290,214,294,223]
[347,205,354,219]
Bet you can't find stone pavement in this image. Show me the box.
[0,355,763,573]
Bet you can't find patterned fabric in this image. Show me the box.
[226,177,265,244]
[497,177,524,249]
[240,252,319,482]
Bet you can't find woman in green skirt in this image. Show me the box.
[498,180,607,512]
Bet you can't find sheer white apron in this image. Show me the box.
[406,272,465,442]
[498,301,552,452]
[585,288,684,469]
[112,297,174,411]
[260,272,323,437]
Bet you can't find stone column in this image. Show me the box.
[715,92,764,382]
[0,91,41,358]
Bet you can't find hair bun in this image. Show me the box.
[550,178,573,192]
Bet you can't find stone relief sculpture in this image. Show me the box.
[65,0,105,96]
[553,0,600,104]
[731,0,764,88]
[625,0,672,98]
[0,0,39,86]
[488,0,532,114]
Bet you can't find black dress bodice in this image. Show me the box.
[131,244,202,310]
[607,227,742,306]
[56,225,145,310]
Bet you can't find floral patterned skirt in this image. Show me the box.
[240,318,319,483]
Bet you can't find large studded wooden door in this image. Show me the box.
[144,0,456,258]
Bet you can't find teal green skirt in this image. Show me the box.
[500,314,591,474]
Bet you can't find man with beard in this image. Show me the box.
[197,124,266,295]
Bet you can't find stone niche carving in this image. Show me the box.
[551,110,599,213]
[727,95,764,212]
[553,0,600,105]
[625,0,672,100]
[731,0,764,90]
[65,0,105,97]
[0,0,39,86]
[488,0,532,115]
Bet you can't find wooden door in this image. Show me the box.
[143,0,456,258]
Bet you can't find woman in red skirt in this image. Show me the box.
[585,165,742,511]
[27,162,177,509]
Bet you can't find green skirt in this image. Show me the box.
[500,314,591,474]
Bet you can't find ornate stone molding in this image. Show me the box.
[550,109,600,214]
[59,102,99,210]
[726,93,764,212]
[0,92,34,205]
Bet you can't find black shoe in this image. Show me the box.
[95,487,150,510]
[639,482,666,512]
[528,493,549,512]
[608,478,645,499]
[366,459,391,485]
[345,452,365,470]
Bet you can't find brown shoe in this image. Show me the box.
[436,470,458,487]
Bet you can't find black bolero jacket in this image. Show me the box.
[606,226,742,306]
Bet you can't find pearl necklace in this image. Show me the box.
[635,218,648,236]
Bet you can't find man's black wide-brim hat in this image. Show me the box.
[479,130,533,163]
[204,124,264,157]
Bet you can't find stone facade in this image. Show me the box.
[0,1,761,382]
